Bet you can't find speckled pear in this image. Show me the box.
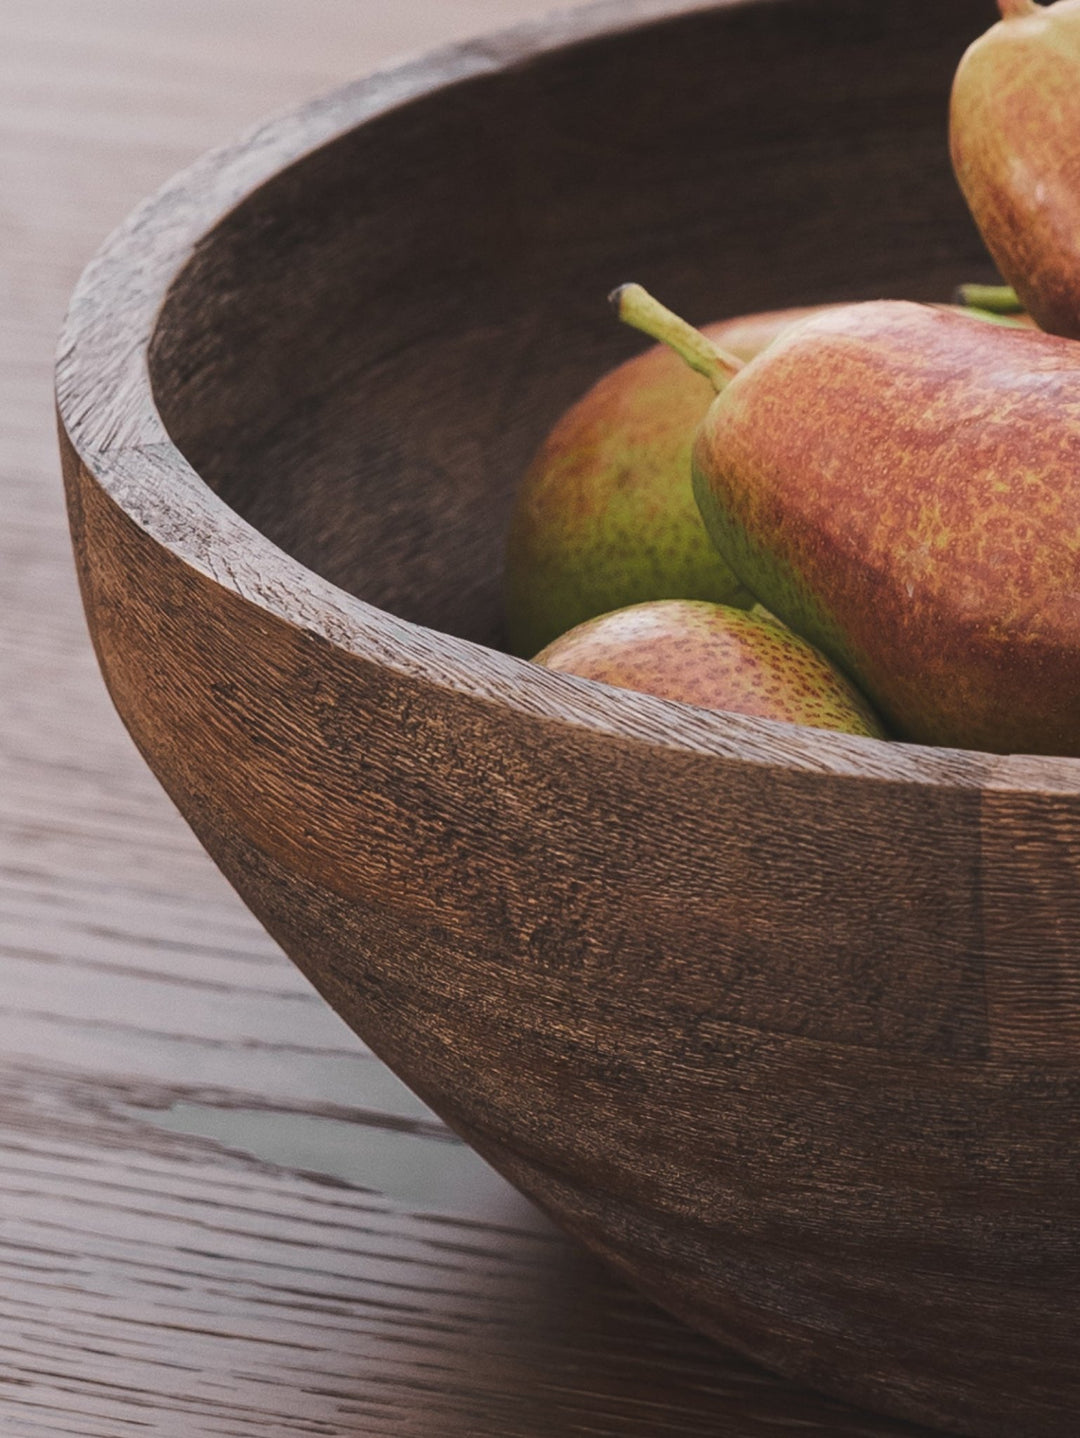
[533,600,885,736]
[503,304,845,658]
[614,285,1080,756]
[951,0,1080,339]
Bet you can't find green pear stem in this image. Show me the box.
[609,283,744,393]
[955,282,1024,313]
[998,0,1038,18]
[961,306,1028,328]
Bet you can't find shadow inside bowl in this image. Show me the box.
[147,0,990,651]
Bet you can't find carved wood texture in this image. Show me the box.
[43,1,1080,1435]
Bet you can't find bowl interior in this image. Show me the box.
[146,0,992,651]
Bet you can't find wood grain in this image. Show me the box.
[51,1,1080,1436]
[3,1,956,1434]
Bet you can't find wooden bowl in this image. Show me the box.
[56,2,1080,1434]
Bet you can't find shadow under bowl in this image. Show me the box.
[56,2,1080,1435]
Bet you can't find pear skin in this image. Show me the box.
[533,600,885,737]
[951,0,1080,339]
[503,305,843,658]
[687,301,1080,755]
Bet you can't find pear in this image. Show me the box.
[503,303,846,658]
[503,298,1027,658]
[613,284,1080,757]
[533,600,886,737]
[951,0,1080,339]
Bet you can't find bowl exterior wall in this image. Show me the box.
[56,0,1080,1431]
[62,434,1080,1438]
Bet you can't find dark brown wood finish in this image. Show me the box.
[54,1,1080,1434]
[6,4,958,1433]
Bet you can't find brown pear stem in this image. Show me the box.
[609,283,744,393]
[998,0,1038,19]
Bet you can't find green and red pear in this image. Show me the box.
[614,284,1080,757]
[698,304,848,362]
[503,302,848,658]
[533,600,885,737]
[951,0,1080,339]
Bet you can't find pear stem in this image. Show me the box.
[998,0,1038,18]
[959,307,1028,328]
[954,282,1023,313]
[609,283,744,393]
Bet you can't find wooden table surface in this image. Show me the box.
[1,2,938,1433]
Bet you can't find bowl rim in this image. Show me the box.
[54,0,1080,797]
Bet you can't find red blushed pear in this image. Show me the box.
[534,600,885,738]
[951,0,1080,339]
[504,295,1030,658]
[613,283,1080,757]
[503,303,851,658]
